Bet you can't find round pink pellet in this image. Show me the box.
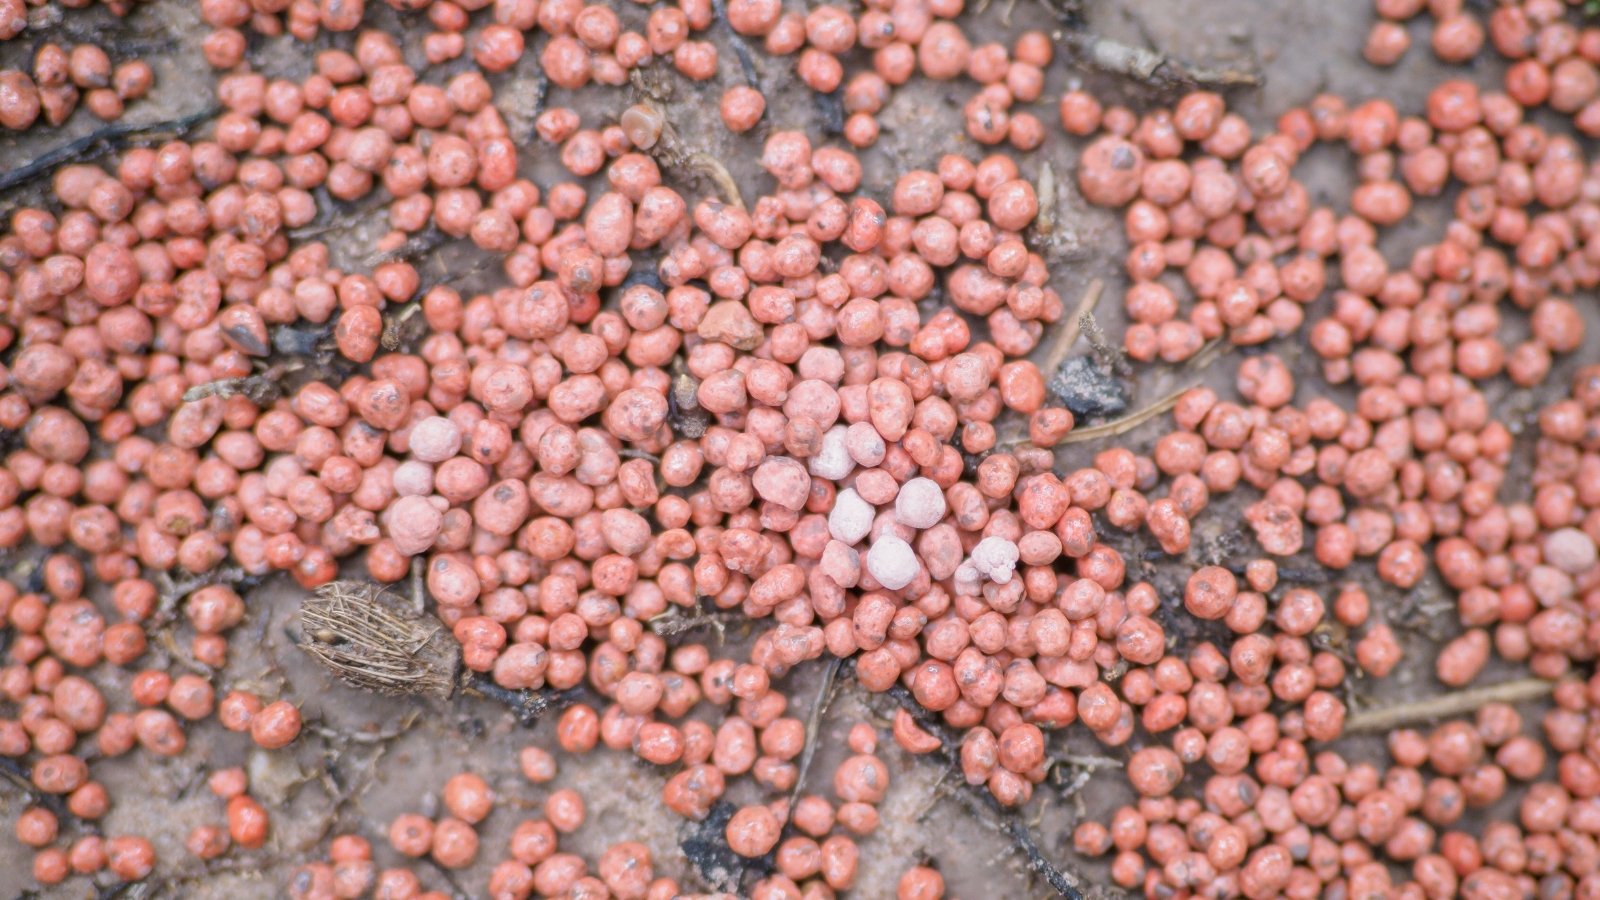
[409,416,462,463]
[893,477,946,529]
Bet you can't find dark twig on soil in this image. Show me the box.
[0,108,218,195]
[0,756,73,824]
[853,662,1086,899]
[1049,754,1122,807]
[418,855,471,900]
[286,192,389,239]
[712,0,760,87]
[182,367,291,406]
[786,656,844,821]
[366,228,449,267]
[1039,279,1105,378]
[1079,311,1130,376]
[1035,0,1084,27]
[1343,678,1554,734]
[1058,31,1262,89]
[463,677,582,728]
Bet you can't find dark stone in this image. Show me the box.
[1049,356,1129,420]
[623,266,665,292]
[815,89,845,136]
[272,325,329,357]
[680,800,768,892]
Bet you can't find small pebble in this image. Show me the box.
[808,426,856,481]
[866,536,919,590]
[829,489,875,546]
[1543,527,1597,574]
[969,537,1019,584]
[893,478,947,529]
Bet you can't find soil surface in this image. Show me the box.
[1,1,1592,898]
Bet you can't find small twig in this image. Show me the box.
[0,756,72,823]
[1038,279,1104,378]
[1059,754,1122,770]
[853,661,1085,899]
[418,855,471,900]
[409,557,426,618]
[1058,385,1191,444]
[367,228,449,267]
[0,108,217,195]
[463,677,581,728]
[381,301,425,352]
[786,657,844,821]
[1060,31,1262,89]
[1037,0,1085,27]
[158,629,214,677]
[1079,312,1129,376]
[648,605,739,641]
[711,0,760,87]
[182,371,284,406]
[309,709,422,745]
[1186,337,1228,372]
[1035,162,1059,237]
[687,153,746,210]
[1343,678,1554,734]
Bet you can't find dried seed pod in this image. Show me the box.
[298,581,460,699]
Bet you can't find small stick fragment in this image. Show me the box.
[875,675,1087,899]
[463,678,580,728]
[1078,311,1129,376]
[712,0,760,87]
[1186,336,1228,372]
[1058,384,1190,444]
[688,152,746,210]
[0,756,74,824]
[182,372,284,406]
[1343,678,1554,734]
[786,656,844,820]
[1061,31,1262,89]
[1034,162,1058,237]
[1038,279,1104,378]
[366,228,448,267]
[381,301,425,351]
[648,605,738,640]
[0,107,217,196]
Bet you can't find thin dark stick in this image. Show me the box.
[0,108,217,193]
[712,0,760,87]
[785,656,843,820]
[847,658,1086,899]
[464,677,581,728]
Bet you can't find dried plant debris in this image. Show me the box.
[297,582,460,700]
